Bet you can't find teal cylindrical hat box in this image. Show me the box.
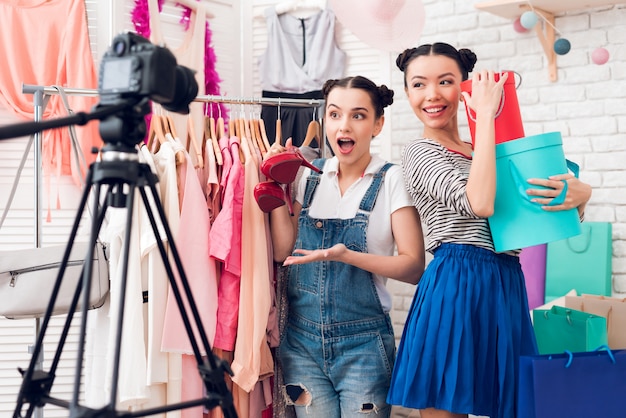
[489,132,581,252]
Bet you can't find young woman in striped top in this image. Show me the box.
[387,43,592,418]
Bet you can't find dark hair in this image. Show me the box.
[396,42,477,86]
[322,75,394,119]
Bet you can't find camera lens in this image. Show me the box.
[161,66,198,114]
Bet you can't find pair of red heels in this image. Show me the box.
[254,147,322,216]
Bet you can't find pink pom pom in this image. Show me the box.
[513,17,529,33]
[592,47,610,65]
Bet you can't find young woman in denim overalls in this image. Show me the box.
[265,76,425,418]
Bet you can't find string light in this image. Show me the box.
[513,2,610,64]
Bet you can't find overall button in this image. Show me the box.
[315,221,323,228]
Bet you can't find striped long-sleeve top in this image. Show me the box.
[401,138,508,254]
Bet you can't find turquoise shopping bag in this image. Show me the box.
[544,222,612,302]
[532,305,608,355]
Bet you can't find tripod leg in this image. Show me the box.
[70,181,111,412]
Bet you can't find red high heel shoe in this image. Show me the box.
[254,181,294,216]
[261,147,323,184]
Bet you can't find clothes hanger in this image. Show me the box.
[217,113,226,141]
[228,118,237,139]
[250,119,263,156]
[243,108,260,165]
[147,112,166,154]
[238,108,255,163]
[253,119,266,157]
[258,118,271,152]
[232,117,246,164]
[301,120,320,148]
[302,107,321,147]
[252,107,268,155]
[186,116,204,169]
[275,98,282,146]
[156,108,186,166]
[204,106,223,166]
[162,112,177,138]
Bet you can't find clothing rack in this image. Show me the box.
[22,84,325,108]
[22,82,326,150]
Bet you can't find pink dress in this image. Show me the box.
[160,149,218,418]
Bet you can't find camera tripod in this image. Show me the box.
[10,134,237,418]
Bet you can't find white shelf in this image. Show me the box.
[474,0,626,20]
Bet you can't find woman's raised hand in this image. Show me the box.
[461,70,508,120]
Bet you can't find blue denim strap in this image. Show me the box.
[359,162,394,212]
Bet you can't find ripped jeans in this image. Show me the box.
[278,313,395,418]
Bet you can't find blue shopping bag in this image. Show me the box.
[518,347,626,418]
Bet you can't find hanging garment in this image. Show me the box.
[0,0,100,184]
[209,136,244,351]
[160,146,218,351]
[258,6,345,146]
[258,6,345,94]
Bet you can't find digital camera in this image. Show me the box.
[98,32,198,114]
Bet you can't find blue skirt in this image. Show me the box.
[387,243,538,418]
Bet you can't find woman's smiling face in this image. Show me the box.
[404,54,464,134]
[324,87,383,164]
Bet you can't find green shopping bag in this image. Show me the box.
[533,305,608,354]
[544,222,612,303]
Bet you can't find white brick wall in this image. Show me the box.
[386,0,626,334]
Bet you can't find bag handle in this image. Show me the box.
[565,223,592,253]
[466,71,521,122]
[509,159,579,206]
[563,345,616,368]
[467,88,506,122]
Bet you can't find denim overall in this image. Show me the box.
[278,160,396,418]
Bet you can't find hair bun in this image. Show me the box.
[378,85,394,108]
[458,48,477,74]
[396,48,416,72]
[322,79,339,96]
